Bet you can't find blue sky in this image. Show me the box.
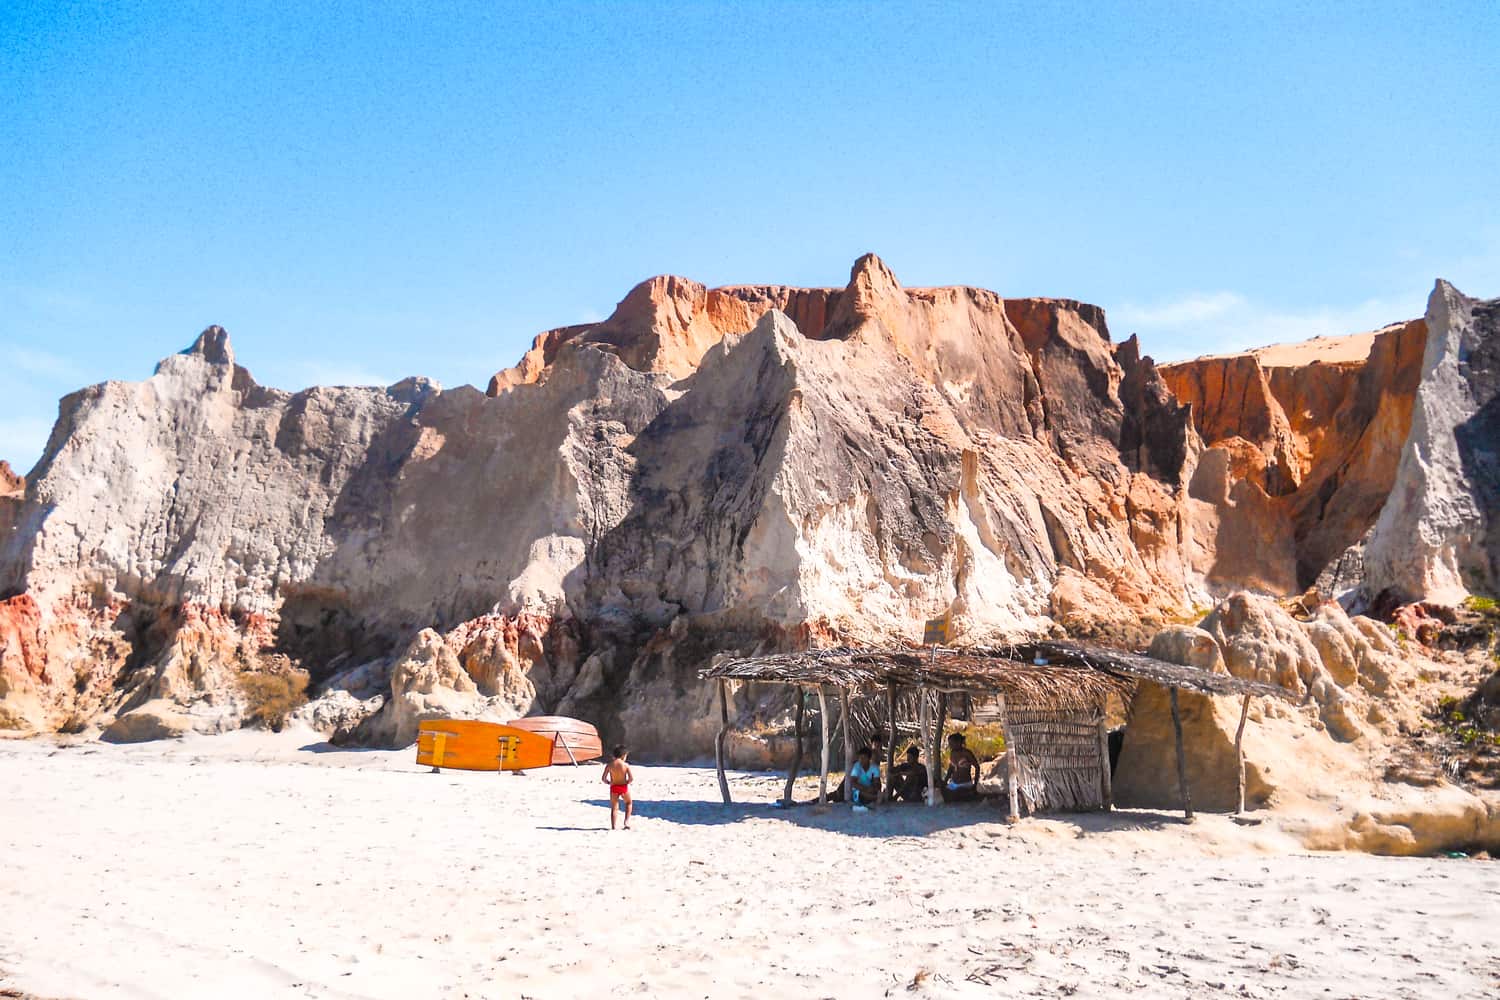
[3,1,1497,472]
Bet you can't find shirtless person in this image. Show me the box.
[602,744,634,829]
[889,744,929,802]
[942,732,980,802]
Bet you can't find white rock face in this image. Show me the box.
[289,689,384,739]
[1364,281,1500,603]
[361,629,491,747]
[4,329,438,614]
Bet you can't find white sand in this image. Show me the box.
[2,731,1497,999]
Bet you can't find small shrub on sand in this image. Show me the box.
[954,722,1007,763]
[239,671,309,731]
[883,722,1007,774]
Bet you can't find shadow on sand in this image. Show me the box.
[563,796,1191,837]
[298,741,389,754]
[1066,808,1188,834]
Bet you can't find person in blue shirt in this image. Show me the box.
[848,745,882,812]
[829,732,886,802]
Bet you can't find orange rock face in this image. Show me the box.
[1162,321,1426,591]
[488,275,843,392]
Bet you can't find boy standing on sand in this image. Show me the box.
[602,745,634,830]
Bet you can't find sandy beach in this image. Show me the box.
[1,732,1496,1000]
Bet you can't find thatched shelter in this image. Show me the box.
[701,642,1293,821]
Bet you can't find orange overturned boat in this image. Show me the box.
[415,720,554,772]
[415,715,602,772]
[505,716,603,766]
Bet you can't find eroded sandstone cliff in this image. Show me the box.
[1364,282,1500,604]
[0,257,1204,749]
[0,261,1494,757]
[1159,320,1427,595]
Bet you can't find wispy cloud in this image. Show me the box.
[1112,290,1425,362]
[3,343,86,381]
[1113,292,1246,328]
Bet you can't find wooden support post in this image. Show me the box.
[783,688,805,807]
[1096,717,1113,811]
[998,693,1020,823]
[1169,686,1194,822]
[921,691,938,806]
[817,684,831,806]
[883,683,898,802]
[715,679,733,805]
[930,692,949,804]
[840,687,855,803]
[1233,693,1252,815]
[935,691,948,760]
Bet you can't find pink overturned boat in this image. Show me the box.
[505,716,604,766]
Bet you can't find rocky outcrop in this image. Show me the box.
[1195,593,1412,742]
[1295,787,1500,856]
[488,276,843,391]
[359,629,488,747]
[1115,589,1500,857]
[1364,282,1500,604]
[1113,593,1465,842]
[1114,622,1264,813]
[1164,279,1500,608]
[1161,319,1426,594]
[101,699,197,743]
[289,687,383,740]
[0,257,1216,751]
[0,258,1493,760]
[0,592,132,733]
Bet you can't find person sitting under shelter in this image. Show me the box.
[829,731,886,802]
[889,744,929,802]
[848,745,882,812]
[942,732,980,802]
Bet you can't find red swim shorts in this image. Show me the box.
[610,784,629,796]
